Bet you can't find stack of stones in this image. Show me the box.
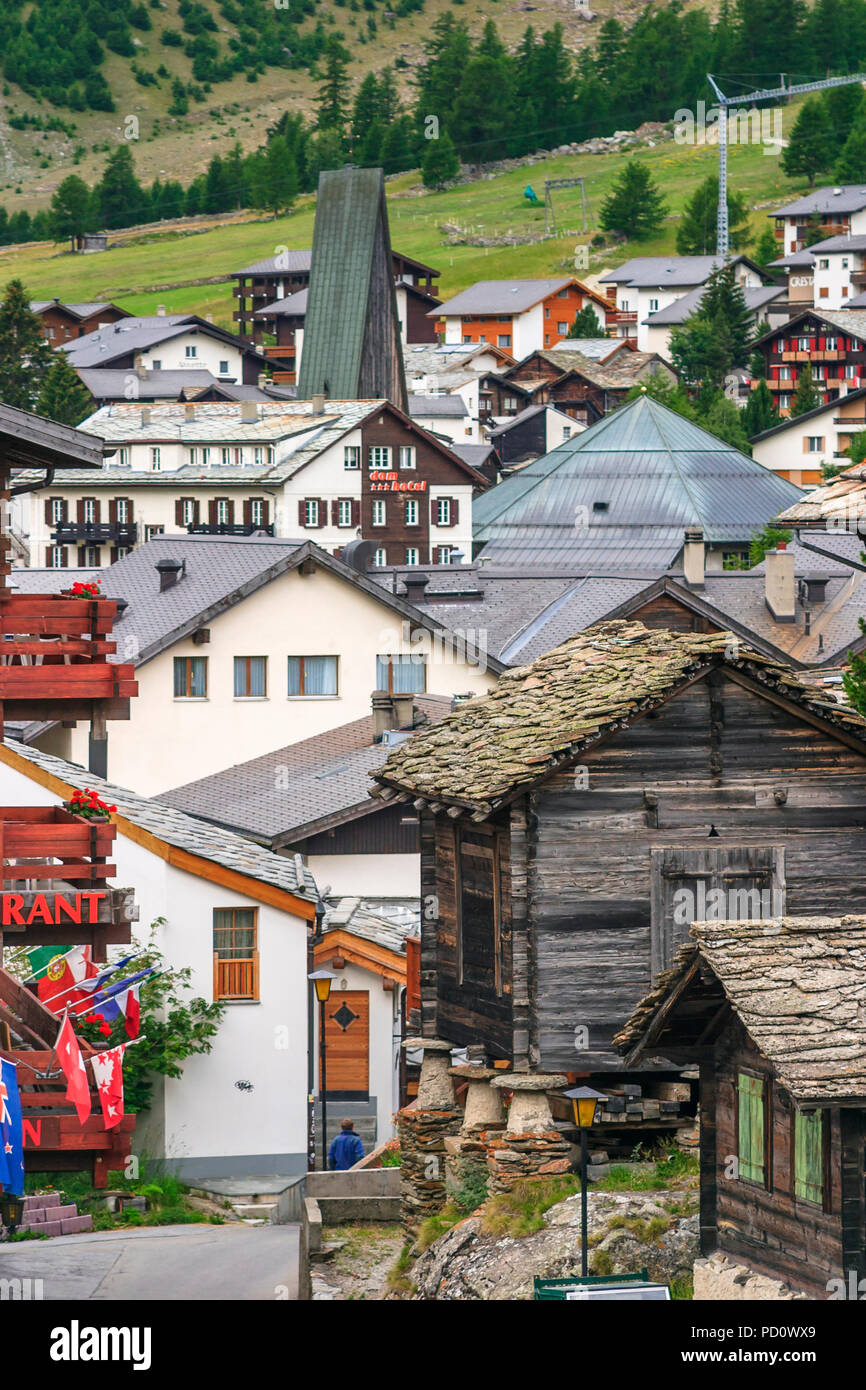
[8,1192,93,1237]
[444,1065,506,1202]
[486,1073,573,1194]
[397,1038,461,1238]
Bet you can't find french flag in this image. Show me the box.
[122,984,141,1040]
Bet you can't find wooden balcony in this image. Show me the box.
[53,522,138,547]
[187,523,275,538]
[0,592,136,724]
[214,954,258,1001]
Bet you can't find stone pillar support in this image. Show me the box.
[486,1073,572,1193]
[397,1038,460,1238]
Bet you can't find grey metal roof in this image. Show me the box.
[77,368,219,400]
[646,284,783,326]
[473,394,803,569]
[768,249,816,269]
[487,402,557,434]
[449,442,498,469]
[234,250,313,276]
[770,186,866,217]
[847,291,866,308]
[158,696,451,843]
[599,256,726,287]
[3,739,317,901]
[408,393,467,418]
[253,289,308,320]
[806,234,866,253]
[32,300,128,320]
[433,279,573,316]
[63,316,256,368]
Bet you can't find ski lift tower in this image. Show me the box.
[708,70,866,260]
[545,177,588,236]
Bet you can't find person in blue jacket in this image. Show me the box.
[329,1118,365,1170]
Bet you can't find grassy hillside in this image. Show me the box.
[0,93,809,331]
[0,0,664,217]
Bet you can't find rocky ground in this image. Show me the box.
[311,1224,406,1301]
[406,1188,699,1301]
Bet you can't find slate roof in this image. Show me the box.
[1,739,318,901]
[77,368,219,400]
[472,393,803,568]
[645,284,783,327]
[3,402,109,472]
[253,289,308,320]
[847,291,866,308]
[402,342,515,378]
[371,619,866,815]
[433,279,574,316]
[322,897,420,955]
[408,393,468,418]
[234,250,313,276]
[770,186,866,217]
[806,234,866,253]
[777,460,866,525]
[32,301,129,320]
[531,347,660,379]
[62,315,255,368]
[158,696,452,843]
[600,256,725,287]
[615,916,866,1104]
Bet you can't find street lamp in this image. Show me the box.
[563,1085,607,1277]
[306,897,328,1172]
[0,1190,24,1235]
[309,968,338,1170]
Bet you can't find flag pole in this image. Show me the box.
[34,1007,69,1080]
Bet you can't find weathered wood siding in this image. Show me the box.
[705,1015,864,1297]
[531,670,866,1070]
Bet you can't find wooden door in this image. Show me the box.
[321,990,369,1098]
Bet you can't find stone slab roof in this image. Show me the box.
[371,619,866,815]
[615,916,866,1104]
[778,461,866,525]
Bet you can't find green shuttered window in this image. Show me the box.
[794,1110,824,1206]
[737,1072,765,1185]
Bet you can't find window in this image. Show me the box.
[399,445,416,470]
[83,547,100,567]
[287,655,338,696]
[250,498,265,527]
[557,287,568,298]
[344,445,361,469]
[151,359,161,370]
[436,498,451,526]
[338,499,352,527]
[779,394,791,410]
[304,499,319,527]
[456,827,502,994]
[50,497,65,524]
[405,547,419,565]
[189,448,199,466]
[405,498,419,526]
[373,547,387,566]
[221,448,231,466]
[649,298,659,312]
[436,546,452,564]
[201,447,211,466]
[798,336,812,351]
[819,287,829,298]
[826,336,838,350]
[650,846,785,975]
[779,366,792,380]
[504,396,518,411]
[253,446,265,467]
[145,524,164,540]
[376,653,426,694]
[234,656,267,698]
[497,335,511,348]
[794,1110,824,1205]
[845,363,858,379]
[620,298,630,312]
[722,550,749,570]
[557,322,568,334]
[813,365,826,380]
[219,360,229,375]
[150,447,161,471]
[544,335,550,346]
[118,448,130,467]
[174,656,207,698]
[818,259,829,269]
[737,1072,767,1186]
[842,258,849,270]
[215,499,230,525]
[563,426,571,440]
[213,907,258,1001]
[806,436,825,452]
[185,345,197,359]
[181,499,197,527]
[369,446,391,469]
[372,499,386,527]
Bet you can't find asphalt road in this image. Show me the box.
[0,1222,301,1301]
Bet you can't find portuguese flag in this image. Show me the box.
[35,946,96,1014]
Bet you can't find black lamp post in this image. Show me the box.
[0,1190,25,1235]
[307,897,327,1172]
[308,967,338,1170]
[563,1085,607,1276]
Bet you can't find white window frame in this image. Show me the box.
[406,498,419,526]
[250,498,265,527]
[399,445,416,470]
[369,446,391,469]
[338,499,352,527]
[405,547,420,566]
[216,499,230,525]
[373,547,387,566]
[436,498,451,526]
[49,546,66,569]
[185,344,198,359]
[115,498,129,523]
[304,499,319,527]
[181,499,196,526]
[344,445,361,470]
[372,499,386,527]
[150,447,161,471]
[118,447,130,466]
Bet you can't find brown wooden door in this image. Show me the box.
[321,991,369,1097]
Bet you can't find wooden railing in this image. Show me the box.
[214,954,258,1000]
[0,807,115,886]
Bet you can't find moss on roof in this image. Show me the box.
[371,619,866,815]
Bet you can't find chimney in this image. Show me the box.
[401,574,429,606]
[141,406,151,426]
[312,393,325,415]
[184,402,196,421]
[257,372,268,390]
[155,558,184,593]
[133,352,148,381]
[157,303,166,316]
[241,400,258,422]
[764,546,796,622]
[205,314,213,324]
[682,527,705,588]
[392,694,415,730]
[372,690,393,742]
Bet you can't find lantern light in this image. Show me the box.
[0,1191,25,1233]
[563,1085,607,1130]
[308,968,337,1004]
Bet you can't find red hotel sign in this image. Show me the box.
[369,470,428,492]
[1,891,107,928]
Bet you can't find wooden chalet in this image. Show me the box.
[370,621,866,1109]
[0,404,140,1189]
[502,347,676,426]
[616,915,866,1299]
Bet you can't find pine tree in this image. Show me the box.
[753,226,781,269]
[316,35,351,135]
[743,378,779,437]
[35,351,93,426]
[781,98,835,188]
[263,138,299,215]
[600,160,667,241]
[700,392,752,453]
[0,279,53,410]
[699,262,753,369]
[843,634,866,718]
[50,175,93,250]
[675,176,750,255]
[791,362,822,416]
[380,116,415,176]
[835,114,866,184]
[567,304,604,338]
[97,145,143,230]
[421,130,460,190]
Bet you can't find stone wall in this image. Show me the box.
[694,1253,811,1301]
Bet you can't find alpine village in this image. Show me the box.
[2,0,866,1346]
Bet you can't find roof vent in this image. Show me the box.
[593,500,610,512]
[799,571,830,606]
[113,597,129,620]
[155,557,185,593]
[401,574,430,606]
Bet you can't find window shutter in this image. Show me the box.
[351,500,360,527]
[110,547,118,563]
[299,500,307,527]
[318,499,327,528]
[175,499,185,526]
[260,500,269,525]
[44,498,53,524]
[794,1110,823,1204]
[77,546,86,567]
[123,497,134,521]
[243,500,252,526]
[92,499,101,524]
[737,1073,765,1185]
[450,498,459,526]
[208,500,218,525]
[76,500,85,523]
[330,500,340,526]
[44,547,52,565]
[109,500,117,524]
[192,500,200,525]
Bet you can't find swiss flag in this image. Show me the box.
[90,1044,127,1130]
[55,1014,91,1125]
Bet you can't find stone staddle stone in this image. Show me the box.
[490,1073,569,1135]
[450,1066,506,1130]
[403,1037,457,1109]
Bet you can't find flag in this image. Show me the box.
[90,1044,127,1130]
[84,977,148,1037]
[90,965,155,1007]
[55,1014,91,1125]
[122,984,141,1040]
[37,946,97,1014]
[0,1058,25,1197]
[27,943,71,978]
[74,955,136,998]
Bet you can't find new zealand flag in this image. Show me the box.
[0,1058,25,1197]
